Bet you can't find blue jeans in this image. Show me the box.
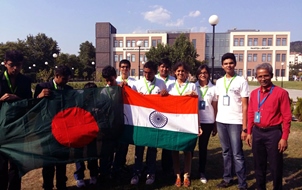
[133,146,157,175]
[217,122,247,189]
[74,160,99,180]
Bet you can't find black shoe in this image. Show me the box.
[217,180,233,188]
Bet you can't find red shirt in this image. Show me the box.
[247,84,291,140]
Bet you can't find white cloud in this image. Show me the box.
[166,18,184,27]
[190,26,208,32]
[132,27,147,34]
[142,5,171,24]
[188,10,200,17]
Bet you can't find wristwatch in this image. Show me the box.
[242,128,247,133]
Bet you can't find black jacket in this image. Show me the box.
[34,80,73,98]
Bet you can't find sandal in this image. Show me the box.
[175,177,181,187]
[183,177,191,187]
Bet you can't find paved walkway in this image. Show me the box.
[249,85,302,100]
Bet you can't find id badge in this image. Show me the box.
[199,100,206,110]
[254,112,261,123]
[223,95,230,106]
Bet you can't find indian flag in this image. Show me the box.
[121,86,199,151]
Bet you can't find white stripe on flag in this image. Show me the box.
[124,104,198,134]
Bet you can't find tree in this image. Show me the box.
[290,41,302,53]
[146,34,203,75]
[78,41,95,79]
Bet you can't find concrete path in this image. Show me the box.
[249,85,301,100]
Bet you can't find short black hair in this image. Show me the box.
[102,65,117,78]
[54,65,72,77]
[221,53,237,66]
[158,58,172,68]
[143,61,157,73]
[119,59,131,68]
[5,50,24,63]
[172,61,191,72]
[84,82,97,89]
[195,64,211,79]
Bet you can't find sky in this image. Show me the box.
[1,0,301,55]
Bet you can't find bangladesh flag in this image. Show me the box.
[121,86,199,151]
[0,86,123,176]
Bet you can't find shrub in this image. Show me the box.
[293,97,302,121]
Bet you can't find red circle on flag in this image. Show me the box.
[51,107,99,148]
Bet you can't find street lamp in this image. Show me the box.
[1,62,4,65]
[281,62,284,88]
[45,61,48,66]
[208,15,219,83]
[137,41,143,79]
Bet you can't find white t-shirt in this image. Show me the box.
[195,81,217,123]
[116,76,136,88]
[156,74,175,88]
[216,75,249,124]
[167,80,197,96]
[133,77,166,94]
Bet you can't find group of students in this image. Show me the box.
[0,50,291,190]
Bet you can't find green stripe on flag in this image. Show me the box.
[121,124,198,151]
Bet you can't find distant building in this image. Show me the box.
[95,22,290,81]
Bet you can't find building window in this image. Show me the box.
[253,38,258,46]
[239,54,243,62]
[268,38,272,46]
[275,69,280,77]
[281,69,285,77]
[140,69,143,77]
[267,54,272,61]
[238,69,243,76]
[152,40,156,47]
[119,41,123,47]
[248,54,252,62]
[239,38,244,46]
[235,54,238,61]
[144,40,148,47]
[127,40,131,47]
[262,38,267,46]
[276,38,281,46]
[140,54,143,62]
[131,54,135,62]
[206,39,210,47]
[253,54,257,62]
[282,38,287,46]
[114,55,118,62]
[192,39,196,48]
[114,40,118,47]
[234,38,238,46]
[247,69,252,76]
[157,39,161,45]
[144,55,147,62]
[131,69,135,76]
[248,38,253,46]
[119,54,123,61]
[282,54,286,62]
[276,54,281,62]
[262,54,266,62]
[127,54,131,60]
[132,40,136,47]
[220,39,225,46]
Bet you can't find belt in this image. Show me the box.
[254,125,281,132]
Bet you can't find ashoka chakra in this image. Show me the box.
[149,111,168,128]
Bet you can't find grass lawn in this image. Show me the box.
[21,122,302,190]
[248,81,302,90]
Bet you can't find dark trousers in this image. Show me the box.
[0,153,21,190]
[42,164,67,190]
[198,123,214,173]
[112,142,128,172]
[161,149,173,173]
[252,126,283,190]
[99,140,116,176]
[74,160,99,180]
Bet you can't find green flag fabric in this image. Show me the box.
[0,86,123,176]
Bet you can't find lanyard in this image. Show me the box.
[224,74,236,95]
[199,86,208,99]
[257,85,274,111]
[53,80,58,90]
[4,71,17,94]
[144,78,156,94]
[106,87,112,99]
[157,73,169,83]
[175,81,189,95]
